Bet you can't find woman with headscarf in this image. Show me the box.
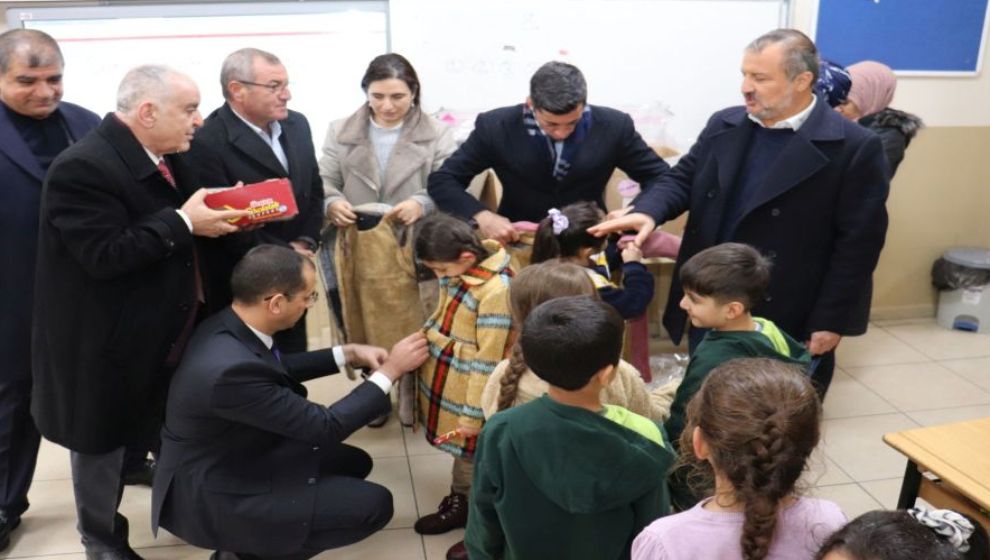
[815,59,852,109]
[837,60,923,177]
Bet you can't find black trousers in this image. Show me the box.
[0,379,41,518]
[239,443,393,560]
[70,446,130,552]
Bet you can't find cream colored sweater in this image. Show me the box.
[480,358,678,422]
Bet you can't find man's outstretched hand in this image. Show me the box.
[587,211,657,247]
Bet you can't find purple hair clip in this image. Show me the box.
[548,208,569,235]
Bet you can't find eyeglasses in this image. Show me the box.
[264,291,320,304]
[236,79,290,95]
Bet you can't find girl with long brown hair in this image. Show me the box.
[632,358,846,560]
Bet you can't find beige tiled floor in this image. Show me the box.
[6,317,990,559]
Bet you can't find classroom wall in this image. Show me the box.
[792,0,990,319]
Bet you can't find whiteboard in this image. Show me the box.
[7,2,388,149]
[391,0,788,151]
[7,0,786,153]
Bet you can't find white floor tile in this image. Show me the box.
[423,530,465,560]
[844,362,990,411]
[837,327,930,368]
[941,356,990,393]
[821,413,919,481]
[368,457,417,530]
[822,369,896,419]
[408,454,455,519]
[31,440,70,483]
[803,449,853,488]
[810,484,882,520]
[884,323,990,361]
[906,404,990,427]
[859,478,906,510]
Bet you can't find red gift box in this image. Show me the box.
[203,178,299,227]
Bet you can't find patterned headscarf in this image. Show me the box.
[847,60,897,117]
[815,59,852,108]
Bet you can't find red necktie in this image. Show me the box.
[157,158,177,189]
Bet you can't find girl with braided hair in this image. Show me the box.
[478,261,671,421]
[633,357,846,560]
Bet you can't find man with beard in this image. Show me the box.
[591,29,890,399]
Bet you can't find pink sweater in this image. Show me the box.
[632,497,846,560]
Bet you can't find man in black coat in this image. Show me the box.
[427,61,670,244]
[0,29,99,550]
[592,29,890,397]
[32,65,246,560]
[188,47,325,353]
[152,245,428,560]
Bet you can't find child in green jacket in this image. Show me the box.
[466,296,675,560]
[664,242,811,509]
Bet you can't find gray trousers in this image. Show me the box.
[70,447,130,552]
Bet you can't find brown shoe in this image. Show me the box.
[446,540,467,560]
[414,490,468,534]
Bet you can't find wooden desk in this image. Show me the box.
[884,417,990,533]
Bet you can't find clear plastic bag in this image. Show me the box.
[646,353,689,391]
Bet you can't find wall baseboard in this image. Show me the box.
[870,303,936,322]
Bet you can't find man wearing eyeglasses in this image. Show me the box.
[152,244,429,560]
[189,47,325,355]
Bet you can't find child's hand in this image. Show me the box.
[455,421,481,438]
[621,244,643,263]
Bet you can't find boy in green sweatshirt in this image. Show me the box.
[466,296,675,560]
[664,242,811,508]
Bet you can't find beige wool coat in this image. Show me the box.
[319,105,455,212]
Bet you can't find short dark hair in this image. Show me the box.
[361,53,421,106]
[815,509,982,560]
[747,28,820,82]
[521,296,623,390]
[231,244,311,304]
[529,61,587,114]
[679,242,771,310]
[415,213,488,262]
[531,201,605,263]
[0,29,63,73]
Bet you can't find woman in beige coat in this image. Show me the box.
[321,53,455,226]
[319,54,455,426]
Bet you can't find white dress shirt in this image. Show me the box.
[748,94,818,131]
[244,322,392,394]
[231,108,290,172]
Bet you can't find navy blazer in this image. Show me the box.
[428,104,670,222]
[632,101,889,343]
[187,104,324,311]
[152,308,390,556]
[0,101,99,382]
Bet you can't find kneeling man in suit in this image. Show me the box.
[152,244,428,560]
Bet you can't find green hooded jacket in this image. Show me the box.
[664,317,812,449]
[466,395,676,560]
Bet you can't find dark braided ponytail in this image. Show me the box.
[679,358,821,560]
